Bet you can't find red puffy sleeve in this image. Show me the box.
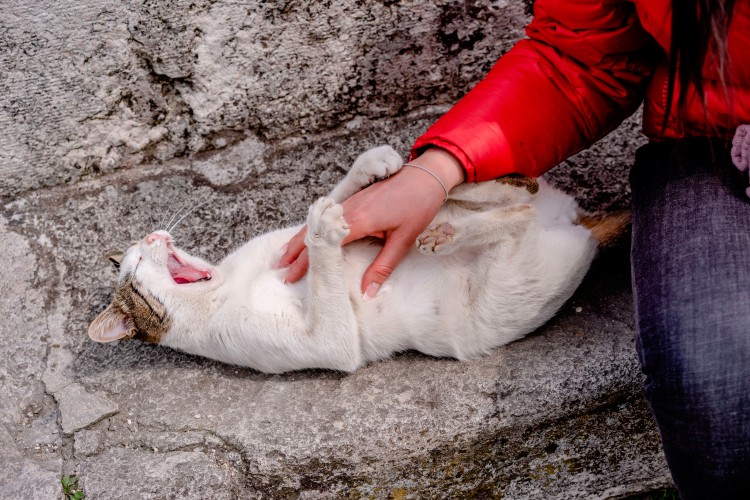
[411,0,658,181]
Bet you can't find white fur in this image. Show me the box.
[111,146,597,373]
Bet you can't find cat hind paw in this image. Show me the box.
[306,197,350,246]
[416,223,457,255]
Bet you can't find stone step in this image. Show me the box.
[2,120,671,498]
[1,0,672,495]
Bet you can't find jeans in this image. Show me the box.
[630,138,750,498]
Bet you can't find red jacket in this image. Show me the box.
[412,0,750,181]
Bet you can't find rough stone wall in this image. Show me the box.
[1,0,529,197]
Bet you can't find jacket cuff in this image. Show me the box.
[409,137,478,183]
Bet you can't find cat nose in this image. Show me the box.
[146,232,173,244]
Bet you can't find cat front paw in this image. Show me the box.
[350,145,403,186]
[416,222,457,255]
[306,197,350,246]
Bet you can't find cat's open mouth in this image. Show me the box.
[167,248,212,284]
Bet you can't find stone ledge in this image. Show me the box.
[1,114,670,497]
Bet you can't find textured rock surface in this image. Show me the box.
[0,214,63,499]
[1,116,668,498]
[56,383,119,435]
[1,0,668,498]
[1,0,527,196]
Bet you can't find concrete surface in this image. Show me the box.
[1,0,673,498]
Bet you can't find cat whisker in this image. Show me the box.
[168,199,209,233]
[164,199,194,232]
[159,207,171,231]
[111,233,136,248]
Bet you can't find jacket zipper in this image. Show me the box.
[661,62,678,135]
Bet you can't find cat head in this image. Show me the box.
[88,230,221,344]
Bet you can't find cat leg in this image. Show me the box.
[300,197,363,371]
[417,204,536,255]
[417,203,541,356]
[447,175,539,207]
[328,145,403,202]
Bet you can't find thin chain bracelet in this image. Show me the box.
[402,163,449,204]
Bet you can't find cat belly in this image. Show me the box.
[341,242,472,361]
[219,212,595,366]
[343,223,596,362]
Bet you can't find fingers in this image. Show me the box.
[283,247,309,283]
[276,226,310,284]
[277,226,307,268]
[361,233,413,299]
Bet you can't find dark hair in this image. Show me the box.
[664,0,737,130]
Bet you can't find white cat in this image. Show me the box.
[89,146,614,373]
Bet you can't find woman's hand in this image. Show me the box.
[277,148,465,298]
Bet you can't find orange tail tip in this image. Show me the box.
[579,210,631,247]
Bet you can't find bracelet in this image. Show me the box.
[402,163,449,204]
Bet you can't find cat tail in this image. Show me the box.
[579,210,631,248]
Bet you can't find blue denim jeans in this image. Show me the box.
[630,138,750,498]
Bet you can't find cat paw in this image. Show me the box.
[306,197,350,246]
[350,145,403,187]
[416,223,457,255]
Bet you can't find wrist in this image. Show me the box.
[408,148,465,191]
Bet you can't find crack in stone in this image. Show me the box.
[38,312,70,482]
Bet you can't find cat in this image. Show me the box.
[88,145,621,373]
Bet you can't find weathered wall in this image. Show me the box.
[1,0,530,196]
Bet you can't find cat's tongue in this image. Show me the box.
[167,254,211,284]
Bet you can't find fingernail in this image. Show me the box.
[362,282,380,301]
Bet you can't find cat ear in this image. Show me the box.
[107,252,123,270]
[88,304,134,342]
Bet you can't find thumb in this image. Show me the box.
[361,233,413,300]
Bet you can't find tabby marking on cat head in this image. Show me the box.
[88,274,172,343]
